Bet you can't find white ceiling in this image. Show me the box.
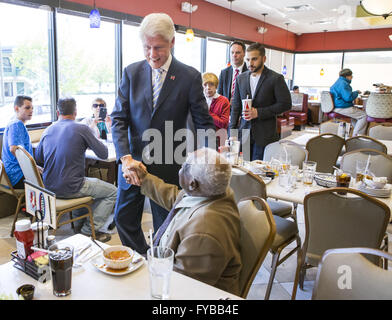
[204,0,392,34]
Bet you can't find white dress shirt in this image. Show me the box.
[151,54,173,86]
[206,93,220,109]
[250,73,261,99]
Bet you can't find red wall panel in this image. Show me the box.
[66,0,296,51]
[296,28,392,52]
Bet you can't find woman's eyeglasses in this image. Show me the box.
[93,103,105,108]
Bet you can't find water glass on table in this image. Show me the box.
[48,243,74,297]
[147,246,174,300]
[303,161,317,186]
[356,160,369,183]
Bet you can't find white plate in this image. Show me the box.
[90,253,145,276]
[358,184,392,198]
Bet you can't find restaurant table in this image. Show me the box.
[0,234,242,300]
[32,141,118,185]
[85,141,118,185]
[232,167,392,219]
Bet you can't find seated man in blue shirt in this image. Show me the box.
[2,95,34,189]
[330,68,366,136]
[35,98,117,242]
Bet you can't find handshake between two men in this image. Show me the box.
[121,155,148,186]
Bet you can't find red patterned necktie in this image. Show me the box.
[231,68,240,99]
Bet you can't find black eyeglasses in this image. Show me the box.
[93,103,105,108]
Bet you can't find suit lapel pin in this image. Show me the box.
[170,75,175,80]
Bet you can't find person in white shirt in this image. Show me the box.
[202,72,230,131]
[81,98,112,139]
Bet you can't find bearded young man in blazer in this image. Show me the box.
[228,42,292,161]
[111,13,215,254]
[218,41,248,103]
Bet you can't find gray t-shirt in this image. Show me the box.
[35,119,108,196]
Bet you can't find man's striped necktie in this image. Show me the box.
[152,68,164,107]
[231,68,240,99]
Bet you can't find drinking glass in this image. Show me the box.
[303,161,317,186]
[147,246,174,300]
[356,160,369,183]
[336,172,351,195]
[48,243,74,297]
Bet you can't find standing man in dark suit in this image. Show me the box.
[111,13,215,254]
[217,41,248,103]
[229,42,291,160]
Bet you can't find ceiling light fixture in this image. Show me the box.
[89,0,101,28]
[282,22,289,76]
[185,0,195,42]
[227,0,235,38]
[261,13,268,44]
[360,0,392,19]
[320,30,327,76]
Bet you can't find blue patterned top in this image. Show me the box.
[1,119,33,186]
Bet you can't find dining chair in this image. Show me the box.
[320,91,351,122]
[292,188,390,300]
[312,247,392,300]
[230,166,301,300]
[0,160,26,237]
[306,134,345,173]
[345,135,387,154]
[14,145,96,239]
[368,124,392,141]
[237,196,276,298]
[340,148,392,183]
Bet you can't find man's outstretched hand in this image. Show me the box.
[121,155,147,186]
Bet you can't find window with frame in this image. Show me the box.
[174,32,202,71]
[0,2,52,128]
[57,12,116,118]
[206,38,229,77]
[293,52,343,99]
[122,23,145,69]
[343,51,392,92]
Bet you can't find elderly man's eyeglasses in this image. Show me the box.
[93,103,105,108]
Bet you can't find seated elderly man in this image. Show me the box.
[124,148,241,295]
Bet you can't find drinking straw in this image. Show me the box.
[365,154,371,175]
[31,246,51,254]
[283,146,288,163]
[149,229,154,258]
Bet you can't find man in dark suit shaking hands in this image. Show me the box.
[217,41,248,102]
[111,13,215,254]
[229,43,291,161]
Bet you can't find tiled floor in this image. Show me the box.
[1,125,391,300]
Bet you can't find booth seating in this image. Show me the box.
[277,116,294,139]
[365,93,392,130]
[282,93,309,130]
[320,91,351,122]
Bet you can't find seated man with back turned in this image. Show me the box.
[124,148,242,295]
[35,98,117,242]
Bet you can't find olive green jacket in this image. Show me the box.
[141,173,242,296]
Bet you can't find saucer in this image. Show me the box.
[91,254,144,276]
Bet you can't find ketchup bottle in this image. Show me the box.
[14,220,34,260]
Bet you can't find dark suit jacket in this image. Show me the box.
[217,64,248,101]
[111,57,215,189]
[228,66,291,147]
